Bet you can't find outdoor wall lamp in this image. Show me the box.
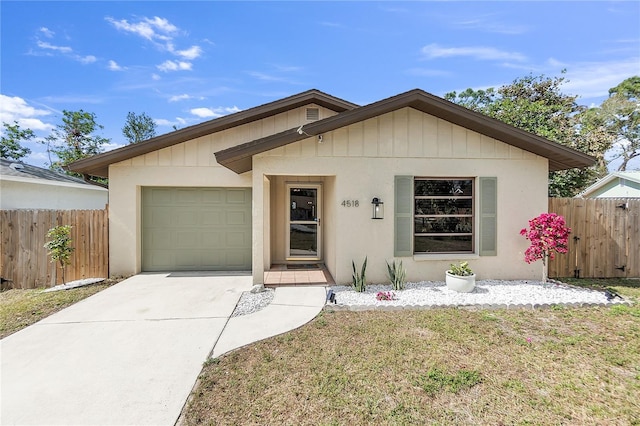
[371,197,384,219]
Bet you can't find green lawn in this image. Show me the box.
[183,278,640,425]
[0,278,122,339]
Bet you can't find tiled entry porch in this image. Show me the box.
[264,264,335,287]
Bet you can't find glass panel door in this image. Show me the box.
[287,185,321,259]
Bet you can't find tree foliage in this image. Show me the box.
[445,74,609,197]
[45,110,109,174]
[1,121,34,161]
[122,111,157,144]
[598,76,639,171]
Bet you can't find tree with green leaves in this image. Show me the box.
[1,121,34,161]
[598,76,639,171]
[122,111,157,144]
[445,73,609,197]
[44,225,74,285]
[45,110,109,174]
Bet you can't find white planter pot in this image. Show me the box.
[445,271,476,293]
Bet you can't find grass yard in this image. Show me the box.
[183,279,640,425]
[0,278,123,339]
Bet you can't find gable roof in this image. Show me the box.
[68,89,357,178]
[0,158,98,187]
[215,89,596,174]
[578,171,640,198]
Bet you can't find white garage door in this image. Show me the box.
[142,187,252,271]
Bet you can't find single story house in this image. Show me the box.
[69,89,594,285]
[0,158,108,210]
[577,171,640,198]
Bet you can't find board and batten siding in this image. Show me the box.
[260,108,537,161]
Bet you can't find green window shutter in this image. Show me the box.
[394,176,413,257]
[479,177,497,256]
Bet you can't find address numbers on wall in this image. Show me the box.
[341,200,359,207]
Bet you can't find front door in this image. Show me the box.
[287,184,321,260]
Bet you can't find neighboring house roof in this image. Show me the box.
[69,89,357,178]
[577,171,640,198]
[69,88,596,177]
[0,158,98,188]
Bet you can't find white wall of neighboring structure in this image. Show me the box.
[0,176,108,210]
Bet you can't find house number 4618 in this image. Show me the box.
[341,200,359,207]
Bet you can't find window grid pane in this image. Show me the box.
[414,178,474,253]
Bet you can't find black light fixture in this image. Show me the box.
[371,197,384,219]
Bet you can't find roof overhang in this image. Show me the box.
[215,89,596,174]
[68,89,358,178]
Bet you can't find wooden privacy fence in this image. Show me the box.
[0,209,108,289]
[548,198,639,278]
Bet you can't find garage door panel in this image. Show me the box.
[176,231,200,248]
[227,189,249,204]
[226,210,248,226]
[143,187,251,272]
[226,231,249,248]
[177,188,199,203]
[201,232,223,248]
[226,250,250,267]
[202,189,223,204]
[201,210,223,226]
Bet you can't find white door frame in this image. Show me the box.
[286,183,322,261]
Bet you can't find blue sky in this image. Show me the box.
[1,1,639,169]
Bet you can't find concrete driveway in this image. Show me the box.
[0,273,253,426]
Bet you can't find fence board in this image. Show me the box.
[0,209,108,289]
[548,198,639,278]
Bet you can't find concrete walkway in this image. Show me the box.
[1,274,327,426]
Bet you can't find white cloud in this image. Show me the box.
[106,15,202,63]
[190,106,241,118]
[561,58,640,100]
[105,16,177,41]
[169,94,192,102]
[39,27,55,38]
[108,60,124,71]
[174,45,202,60]
[157,60,192,72]
[0,94,53,131]
[79,55,97,64]
[36,40,72,54]
[151,73,161,81]
[421,43,527,62]
[190,107,216,118]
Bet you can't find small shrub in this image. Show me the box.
[351,257,367,292]
[448,261,473,276]
[44,225,74,284]
[386,259,407,290]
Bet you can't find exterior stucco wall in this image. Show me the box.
[0,178,108,210]
[253,107,549,284]
[107,104,337,277]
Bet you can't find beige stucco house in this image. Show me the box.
[69,89,594,285]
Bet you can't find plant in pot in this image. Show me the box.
[445,261,476,293]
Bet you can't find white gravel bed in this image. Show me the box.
[328,280,625,309]
[231,288,275,317]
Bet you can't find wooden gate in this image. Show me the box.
[548,198,639,278]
